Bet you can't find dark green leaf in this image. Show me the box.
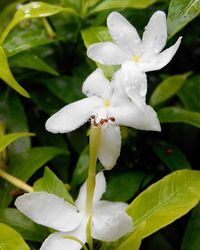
[152,140,191,171]
[149,72,192,107]
[41,75,84,103]
[167,0,200,38]
[103,171,145,202]
[158,107,200,128]
[9,52,59,76]
[181,202,200,250]
[33,167,73,204]
[178,75,200,112]
[71,146,89,188]
[0,146,69,207]
[0,223,30,250]
[0,208,49,242]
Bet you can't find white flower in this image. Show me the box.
[87,11,182,73]
[45,68,160,170]
[15,172,134,250]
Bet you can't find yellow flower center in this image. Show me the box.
[132,55,141,63]
[103,99,111,108]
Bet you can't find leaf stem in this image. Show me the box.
[0,168,33,192]
[42,18,56,39]
[85,125,101,250]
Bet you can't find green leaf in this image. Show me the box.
[103,171,145,202]
[9,52,59,76]
[158,107,200,128]
[3,21,57,57]
[33,167,74,204]
[0,208,49,242]
[152,140,191,171]
[149,72,192,107]
[0,46,30,97]
[81,27,119,78]
[0,92,31,154]
[0,2,69,44]
[89,0,159,14]
[127,170,200,239]
[167,0,200,38]
[0,146,68,207]
[178,75,200,112]
[181,202,200,250]
[0,132,34,152]
[0,223,30,250]
[116,223,145,250]
[71,146,89,188]
[41,75,84,103]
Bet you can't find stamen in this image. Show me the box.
[103,99,111,108]
[132,55,141,62]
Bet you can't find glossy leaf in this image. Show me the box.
[89,0,159,14]
[81,27,119,78]
[158,107,200,128]
[0,223,30,250]
[152,140,191,171]
[0,132,34,152]
[103,171,145,202]
[116,223,145,250]
[9,52,59,76]
[150,72,192,107]
[0,208,49,242]
[33,167,73,204]
[3,21,57,57]
[167,0,200,38]
[127,170,200,239]
[0,146,68,207]
[0,46,30,97]
[178,75,200,112]
[181,202,200,250]
[0,2,69,44]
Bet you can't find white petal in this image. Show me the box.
[82,68,112,99]
[75,172,106,210]
[98,125,121,170]
[87,42,129,65]
[120,61,147,108]
[142,11,167,54]
[92,200,133,241]
[140,37,182,72]
[15,192,81,232]
[45,96,101,133]
[107,12,141,55]
[40,219,87,250]
[110,102,161,131]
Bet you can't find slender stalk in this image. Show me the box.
[85,125,101,250]
[82,0,89,19]
[0,168,33,192]
[0,121,7,162]
[63,236,89,250]
[42,18,56,39]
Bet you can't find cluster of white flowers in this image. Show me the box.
[15,11,181,250]
[45,10,181,170]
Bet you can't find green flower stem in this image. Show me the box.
[0,168,33,193]
[0,121,7,162]
[85,125,102,250]
[63,236,89,250]
[42,18,56,39]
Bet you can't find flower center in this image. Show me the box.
[103,99,111,108]
[132,55,141,63]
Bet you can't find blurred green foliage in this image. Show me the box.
[0,0,199,249]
